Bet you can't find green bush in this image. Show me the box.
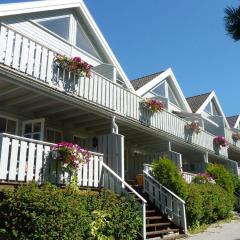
[152,156,189,200]
[186,183,233,228]
[0,183,141,240]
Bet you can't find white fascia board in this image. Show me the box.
[233,115,240,129]
[78,1,133,91]
[0,0,133,91]
[0,0,81,17]
[136,68,192,112]
[196,91,230,128]
[201,115,219,127]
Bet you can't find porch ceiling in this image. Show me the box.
[0,78,112,135]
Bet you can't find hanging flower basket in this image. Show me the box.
[140,99,165,113]
[193,173,215,184]
[185,121,202,134]
[232,132,240,142]
[54,55,92,77]
[213,136,228,147]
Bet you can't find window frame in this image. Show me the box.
[0,114,18,135]
[45,127,63,143]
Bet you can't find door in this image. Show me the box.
[22,119,45,141]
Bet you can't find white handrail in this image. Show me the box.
[101,162,147,203]
[143,170,185,204]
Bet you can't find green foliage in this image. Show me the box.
[186,183,233,228]
[207,164,234,202]
[0,183,141,240]
[152,156,189,200]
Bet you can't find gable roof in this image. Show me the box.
[186,92,211,113]
[131,68,192,112]
[131,71,163,90]
[0,0,134,90]
[227,115,240,128]
[187,91,230,128]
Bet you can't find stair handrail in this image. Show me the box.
[143,164,187,234]
[100,161,147,239]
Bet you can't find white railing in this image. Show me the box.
[0,24,231,157]
[0,132,147,239]
[143,164,187,234]
[0,133,103,187]
[161,150,182,169]
[182,172,196,184]
[224,127,240,149]
[100,162,147,240]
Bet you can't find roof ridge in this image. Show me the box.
[186,91,212,100]
[131,71,163,82]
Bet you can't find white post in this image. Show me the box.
[168,141,172,151]
[111,116,118,134]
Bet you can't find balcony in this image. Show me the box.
[0,24,236,158]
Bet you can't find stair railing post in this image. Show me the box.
[142,202,146,240]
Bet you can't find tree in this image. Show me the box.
[224,5,240,41]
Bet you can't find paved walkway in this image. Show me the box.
[186,217,240,240]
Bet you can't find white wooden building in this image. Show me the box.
[0,0,239,239]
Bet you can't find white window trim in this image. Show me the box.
[22,118,45,141]
[0,114,19,135]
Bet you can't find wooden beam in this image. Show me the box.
[24,101,59,112]
[84,121,110,131]
[37,105,75,116]
[74,115,103,128]
[0,86,21,97]
[3,93,42,106]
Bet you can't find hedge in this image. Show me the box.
[0,183,142,240]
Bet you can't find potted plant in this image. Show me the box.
[213,136,228,155]
[232,132,240,142]
[54,55,92,77]
[51,142,91,192]
[140,98,165,113]
[185,121,202,134]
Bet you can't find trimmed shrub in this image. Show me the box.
[152,156,189,200]
[186,183,233,228]
[0,183,141,240]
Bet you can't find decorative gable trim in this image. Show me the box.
[136,68,192,112]
[196,91,230,128]
[0,0,133,90]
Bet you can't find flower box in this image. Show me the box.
[232,132,240,142]
[140,98,164,113]
[213,136,228,147]
[185,121,201,134]
[54,55,92,77]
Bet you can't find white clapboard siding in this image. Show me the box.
[0,25,237,157]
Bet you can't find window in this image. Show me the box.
[73,135,84,145]
[0,116,17,134]
[22,119,44,140]
[204,102,211,114]
[212,101,220,116]
[76,23,99,57]
[46,128,63,143]
[168,85,179,106]
[152,82,165,97]
[37,16,70,41]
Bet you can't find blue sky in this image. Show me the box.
[1,0,240,116]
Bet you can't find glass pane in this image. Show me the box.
[46,129,54,142]
[76,24,98,57]
[55,132,62,143]
[212,101,220,116]
[33,122,41,133]
[24,134,31,139]
[24,124,32,134]
[0,117,6,133]
[33,134,40,140]
[7,120,16,134]
[37,16,70,40]
[168,86,179,106]
[152,83,165,97]
[205,102,211,114]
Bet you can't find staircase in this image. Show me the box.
[128,180,187,240]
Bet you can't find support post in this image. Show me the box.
[111,116,118,134]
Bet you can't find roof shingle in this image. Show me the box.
[131,71,164,90]
[186,92,211,113]
[226,115,239,128]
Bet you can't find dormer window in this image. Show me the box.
[168,85,179,106]
[204,100,221,116]
[76,23,99,58]
[37,16,70,41]
[152,82,165,97]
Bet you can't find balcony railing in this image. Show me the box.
[0,24,235,157]
[224,127,240,149]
